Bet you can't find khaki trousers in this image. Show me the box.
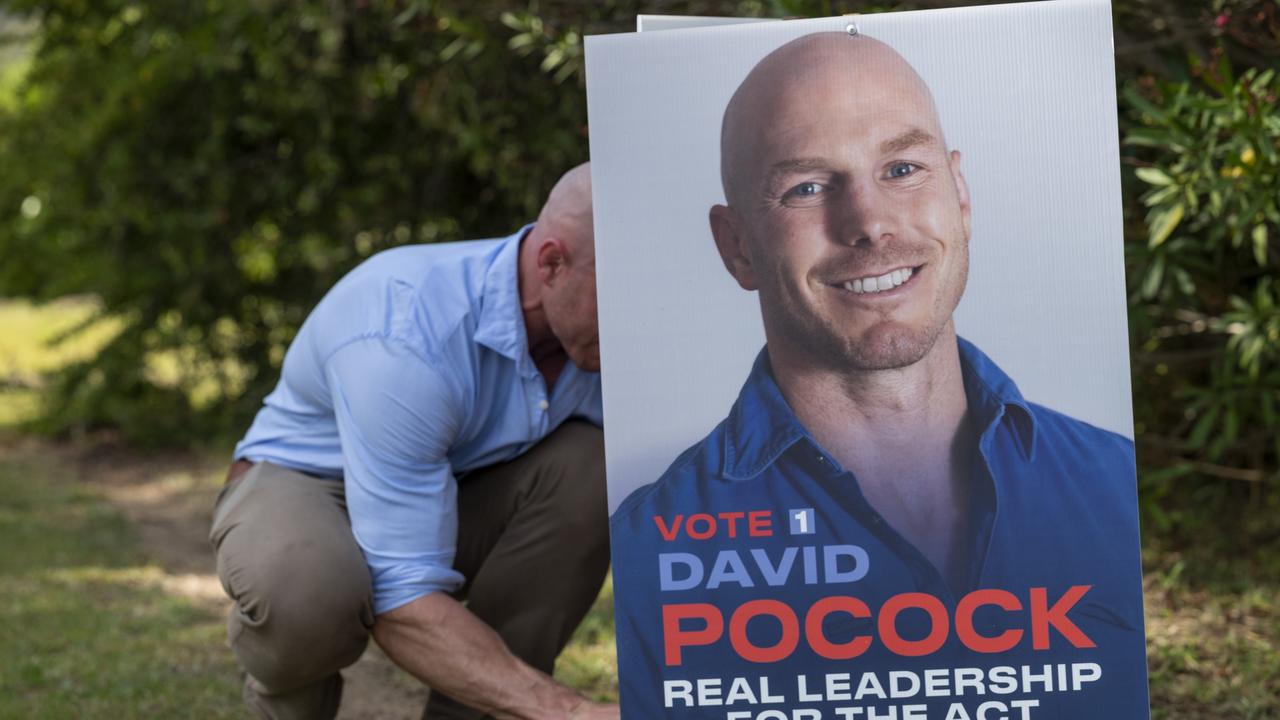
[209,420,610,720]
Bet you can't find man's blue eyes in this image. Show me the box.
[784,164,921,199]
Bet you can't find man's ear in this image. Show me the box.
[949,149,972,240]
[709,204,758,291]
[535,238,568,287]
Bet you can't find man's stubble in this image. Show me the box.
[756,232,970,375]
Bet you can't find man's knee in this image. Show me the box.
[223,537,373,692]
[212,470,373,693]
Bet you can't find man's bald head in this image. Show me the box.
[707,31,971,375]
[521,161,600,372]
[720,33,944,209]
[532,162,594,261]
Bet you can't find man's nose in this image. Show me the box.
[831,179,894,247]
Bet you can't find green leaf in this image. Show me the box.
[1135,167,1174,186]
[1254,224,1270,266]
[1149,203,1184,247]
[1124,88,1168,124]
[1187,404,1220,449]
[440,38,467,61]
[1210,406,1240,457]
[1123,128,1178,151]
[1146,501,1172,533]
[1141,256,1165,299]
[541,48,565,73]
[1173,267,1195,296]
[1251,69,1274,94]
[1143,185,1179,207]
[392,6,419,26]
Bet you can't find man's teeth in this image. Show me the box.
[843,267,914,294]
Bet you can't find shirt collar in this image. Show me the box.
[474,224,537,375]
[721,337,1038,480]
[955,336,1038,462]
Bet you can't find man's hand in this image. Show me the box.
[373,591,619,720]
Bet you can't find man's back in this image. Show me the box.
[235,232,603,480]
[233,227,603,616]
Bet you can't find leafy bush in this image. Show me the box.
[1,1,1277,548]
[0,0,596,443]
[1125,62,1280,541]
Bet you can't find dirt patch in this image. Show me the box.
[8,434,429,719]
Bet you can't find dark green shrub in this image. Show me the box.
[1,1,1277,551]
[1124,63,1280,544]
[0,0,595,443]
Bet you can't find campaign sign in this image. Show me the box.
[586,1,1150,718]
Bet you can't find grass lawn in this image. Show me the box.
[557,576,620,702]
[0,441,245,718]
[0,429,619,717]
[1143,546,1280,719]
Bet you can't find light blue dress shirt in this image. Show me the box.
[234,225,603,615]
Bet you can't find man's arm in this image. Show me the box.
[375,593,617,720]
[327,338,618,719]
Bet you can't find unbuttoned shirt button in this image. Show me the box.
[538,399,549,411]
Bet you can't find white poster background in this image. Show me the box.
[635,15,776,31]
[586,0,1132,511]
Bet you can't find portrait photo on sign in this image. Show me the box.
[586,1,1151,718]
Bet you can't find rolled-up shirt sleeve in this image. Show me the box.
[325,336,468,616]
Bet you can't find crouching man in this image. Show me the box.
[211,163,618,720]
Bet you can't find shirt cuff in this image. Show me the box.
[371,563,467,616]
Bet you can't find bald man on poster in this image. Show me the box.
[214,164,619,720]
[609,34,1149,718]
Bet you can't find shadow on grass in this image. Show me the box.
[1143,536,1280,720]
[0,443,244,719]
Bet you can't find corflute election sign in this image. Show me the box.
[586,1,1150,718]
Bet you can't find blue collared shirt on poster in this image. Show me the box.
[610,338,1149,719]
[235,226,603,615]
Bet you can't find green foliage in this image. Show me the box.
[0,0,1278,546]
[1124,63,1280,540]
[0,0,597,443]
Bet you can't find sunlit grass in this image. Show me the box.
[0,15,35,111]
[0,297,252,427]
[0,298,122,379]
[0,298,124,426]
[556,574,619,702]
[0,53,30,112]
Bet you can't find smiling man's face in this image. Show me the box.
[711,33,971,372]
